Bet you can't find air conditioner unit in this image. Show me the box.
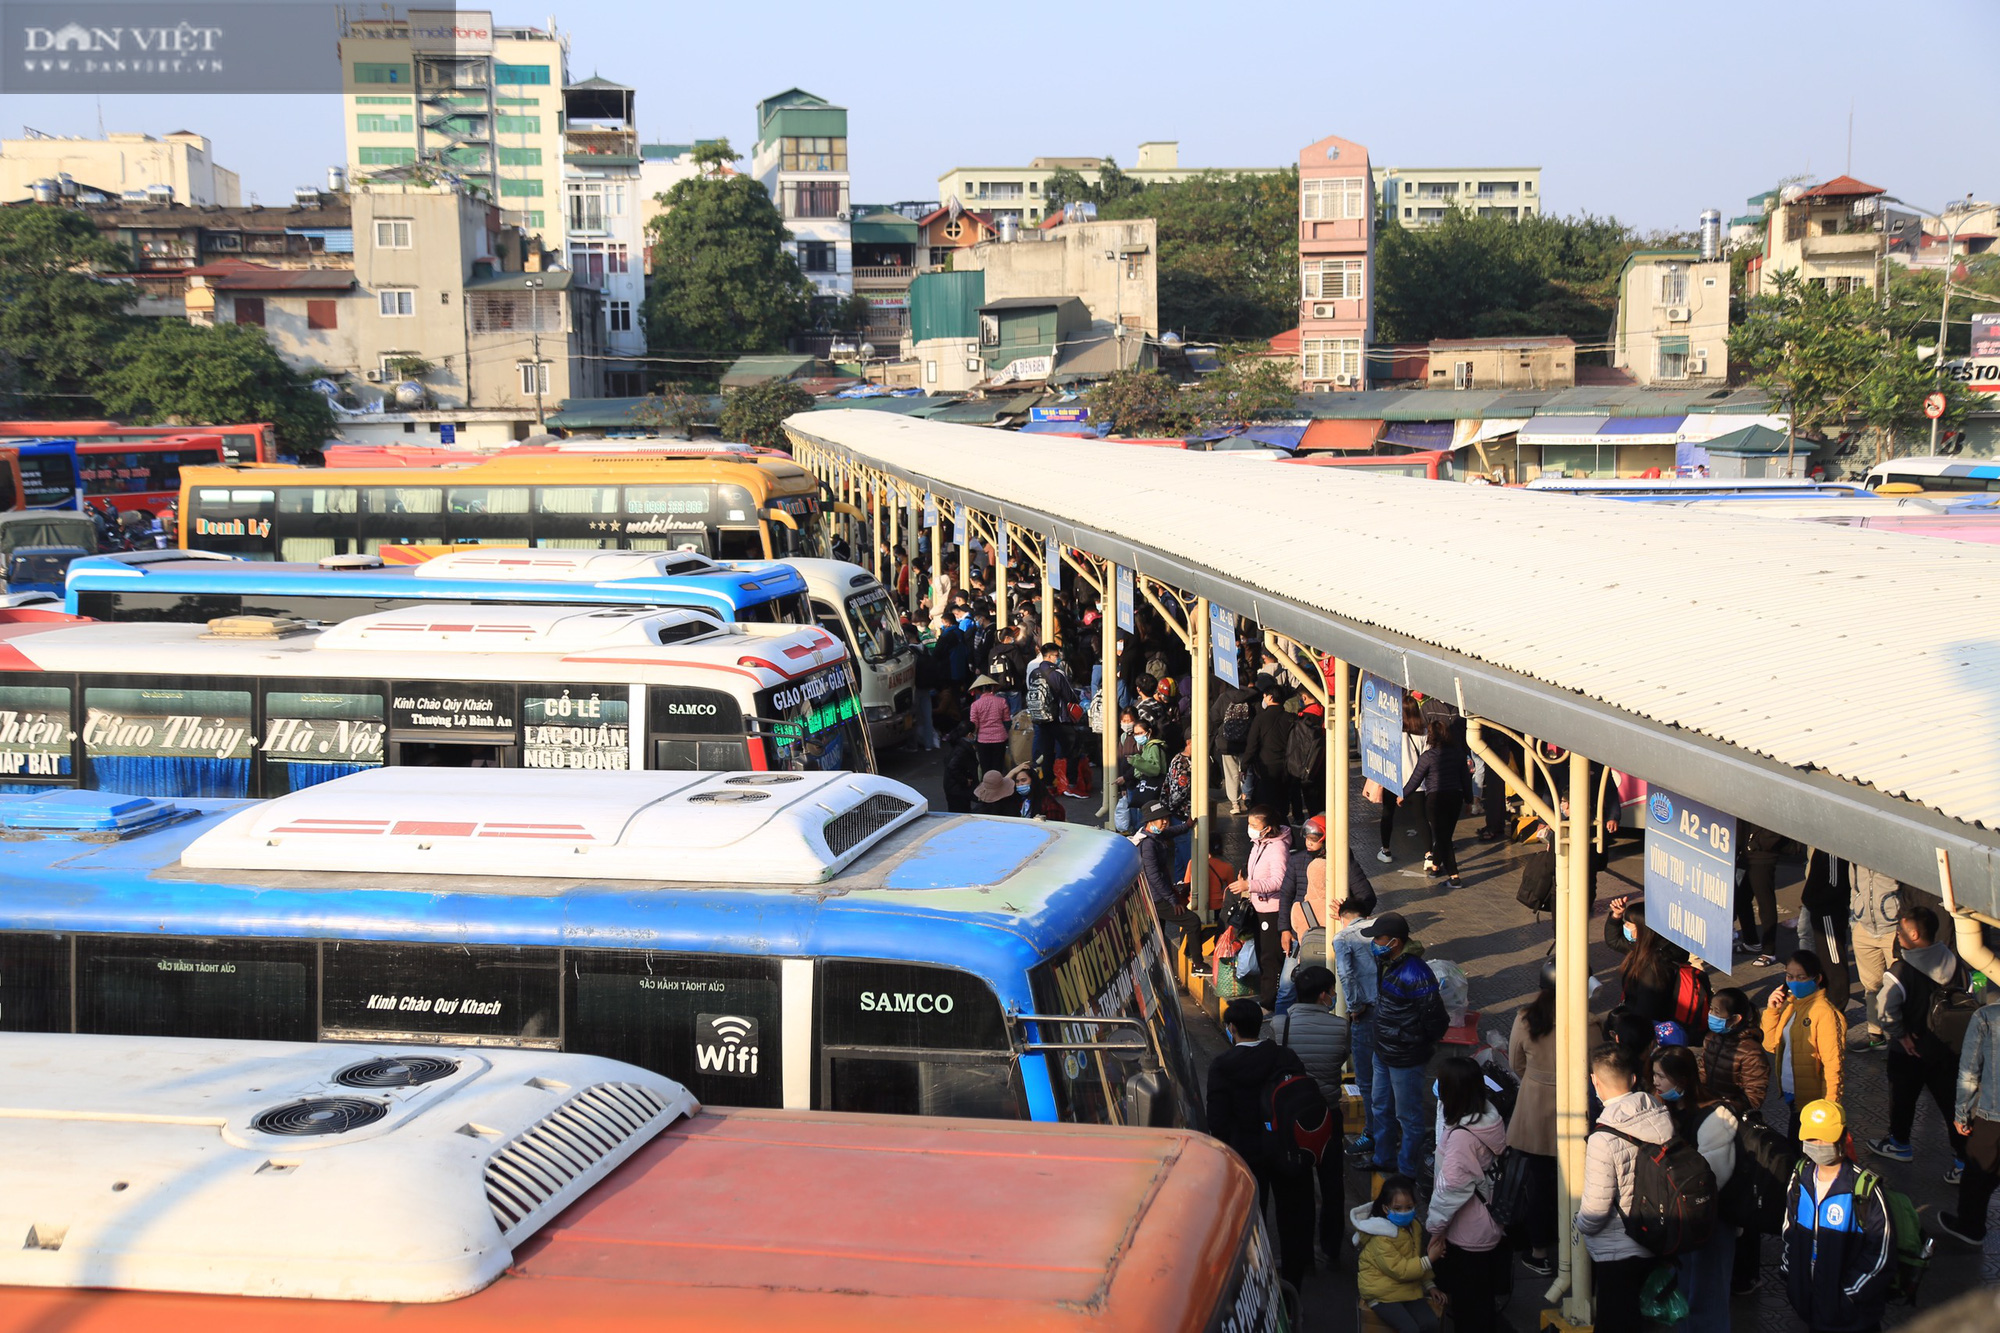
[1333,373,1355,387]
[1689,352,1708,375]
[1665,306,1690,322]
[1312,303,1336,319]
[364,370,383,382]
[835,211,850,223]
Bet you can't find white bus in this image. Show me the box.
[0,603,870,797]
[787,558,917,750]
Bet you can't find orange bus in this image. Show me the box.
[0,419,276,465]
[0,1033,1286,1333]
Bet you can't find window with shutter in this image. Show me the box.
[306,300,338,331]
[233,297,265,327]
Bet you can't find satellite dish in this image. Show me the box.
[859,342,876,360]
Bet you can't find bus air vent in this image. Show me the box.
[483,1082,672,1234]
[688,790,769,804]
[0,789,185,838]
[724,773,804,786]
[251,1097,389,1137]
[200,614,313,639]
[823,794,916,857]
[336,1055,460,1089]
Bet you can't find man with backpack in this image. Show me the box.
[1244,677,1296,826]
[1363,912,1450,1179]
[1866,905,1971,1180]
[1023,642,1076,794]
[1206,996,1322,1288]
[1781,1099,1896,1333]
[1211,677,1260,815]
[1574,1043,1689,1328]
[1269,964,1349,1261]
[1285,701,1327,823]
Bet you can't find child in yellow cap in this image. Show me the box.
[1779,1100,1895,1332]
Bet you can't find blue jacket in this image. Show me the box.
[1375,948,1449,1069]
[1334,918,1380,1019]
[1779,1160,1894,1333]
[1957,1002,2000,1127]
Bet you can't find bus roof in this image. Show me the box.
[0,776,1137,977]
[0,1032,694,1303]
[0,605,847,691]
[182,450,818,492]
[0,1035,1249,1331]
[65,550,810,619]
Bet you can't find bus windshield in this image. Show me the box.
[756,661,867,772]
[845,586,901,664]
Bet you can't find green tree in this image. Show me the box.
[1083,369,1197,437]
[1730,269,1971,462]
[98,321,335,459]
[0,204,137,413]
[644,174,812,356]
[691,138,738,174]
[1090,169,1301,340]
[720,379,814,450]
[1188,351,1299,429]
[625,385,708,435]
[1044,158,1147,212]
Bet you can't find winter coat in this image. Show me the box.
[1277,848,1318,933]
[1603,913,1692,1024]
[1211,684,1259,757]
[1334,917,1379,1020]
[1849,867,1906,938]
[1957,1003,2000,1128]
[1677,1100,1739,1190]
[1700,1019,1771,1116]
[1506,1009,1558,1158]
[1762,987,1845,1107]
[1243,825,1290,915]
[1428,1107,1508,1251]
[1780,1160,1895,1333]
[1351,1205,1431,1305]
[1206,1039,1307,1164]
[1270,1000,1350,1106]
[1801,848,1853,925]
[1374,947,1449,1070]
[968,692,1011,744]
[1575,1089,1676,1263]
[1405,741,1471,797]
[1136,825,1181,908]
[1244,702,1292,775]
[940,737,980,796]
[1880,939,1961,1048]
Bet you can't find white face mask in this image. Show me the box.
[1801,1141,1840,1166]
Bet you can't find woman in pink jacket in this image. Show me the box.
[1228,805,1290,1012]
[1425,1056,1509,1333]
[966,675,1012,774]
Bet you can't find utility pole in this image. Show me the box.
[1880,195,1970,456]
[524,276,547,426]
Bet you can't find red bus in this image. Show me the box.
[1280,449,1455,480]
[76,433,228,517]
[0,419,275,465]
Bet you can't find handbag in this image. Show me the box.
[1235,937,1261,982]
[1362,778,1385,804]
[1484,1145,1533,1231]
[1224,892,1257,933]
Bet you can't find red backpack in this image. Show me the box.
[1259,1070,1334,1178]
[1671,964,1712,1031]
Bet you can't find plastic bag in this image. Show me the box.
[1428,958,1470,1028]
[1235,938,1261,982]
[1113,791,1132,834]
[1639,1264,1688,1323]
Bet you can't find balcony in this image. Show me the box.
[1476,187,1520,203]
[853,264,913,281]
[564,125,638,168]
[1803,230,1881,256]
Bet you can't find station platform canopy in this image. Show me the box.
[789,409,2000,915]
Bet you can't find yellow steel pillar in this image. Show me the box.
[1329,658,1349,970]
[1040,534,1055,652]
[957,503,970,594]
[1191,596,1212,924]
[870,475,883,582]
[887,484,900,602]
[992,515,1008,633]
[928,497,942,625]
[1100,561,1119,826]
[1559,749,1595,1327]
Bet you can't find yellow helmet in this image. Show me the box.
[1798,1099,1845,1143]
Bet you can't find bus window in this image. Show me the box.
[647,684,749,771]
[0,933,69,1032]
[78,935,315,1042]
[361,484,443,551]
[817,959,1024,1119]
[276,485,357,562]
[756,663,865,772]
[653,736,750,770]
[1030,884,1195,1126]
[0,680,73,789]
[716,527,765,559]
[445,485,531,543]
[622,483,713,552]
[810,597,847,644]
[187,486,278,556]
[844,587,901,664]
[389,680,517,767]
[521,686,629,771]
[260,685,385,795]
[536,485,619,549]
[18,452,76,508]
[82,683,253,797]
[565,950,784,1107]
[321,942,560,1045]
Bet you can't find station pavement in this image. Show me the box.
[879,740,1998,1331]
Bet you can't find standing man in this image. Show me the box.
[1802,847,1855,1019]
[1363,911,1449,1179]
[1207,997,1316,1290]
[1135,803,1198,959]
[1272,964,1350,1260]
[1211,672,1260,816]
[1334,880,1382,1159]
[1867,905,1969,1176]
[1244,677,1294,827]
[1023,641,1076,794]
[1941,990,2000,1247]
[1575,1043,1676,1329]
[1780,1100,1895,1333]
[1849,867,1907,1052]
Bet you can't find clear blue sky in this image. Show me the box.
[1,0,1989,230]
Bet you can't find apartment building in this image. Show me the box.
[1378,167,1541,227]
[338,11,568,239]
[1747,175,1885,297]
[936,142,1281,227]
[1425,336,1574,391]
[1612,249,1729,387]
[948,216,1158,337]
[562,77,644,390]
[0,129,239,206]
[752,89,851,302]
[1297,134,1374,392]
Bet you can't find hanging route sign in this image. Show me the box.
[1642,785,1737,972]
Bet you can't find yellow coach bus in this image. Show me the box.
[179,443,830,564]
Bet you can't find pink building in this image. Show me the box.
[1297,134,1374,391]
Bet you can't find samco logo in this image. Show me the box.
[1648,792,1673,825]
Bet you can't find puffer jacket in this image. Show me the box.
[1243,825,1291,915]
[1762,988,1845,1106]
[1271,1000,1350,1106]
[1352,1203,1430,1304]
[1700,1018,1771,1116]
[1576,1090,1675,1262]
[1427,1106,1508,1251]
[1375,946,1449,1070]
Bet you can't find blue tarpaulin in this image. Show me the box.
[1018,419,1108,437]
[1187,424,1306,451]
[1379,421,1454,449]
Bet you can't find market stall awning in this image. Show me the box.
[1517,416,1612,445]
[1299,418,1383,452]
[1380,421,1455,450]
[1452,418,1532,448]
[1597,415,1687,445]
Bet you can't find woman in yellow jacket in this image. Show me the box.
[1351,1175,1442,1333]
[1761,949,1845,1141]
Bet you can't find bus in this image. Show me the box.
[0,1033,1279,1330]
[0,766,1203,1130]
[77,433,229,517]
[65,549,919,749]
[1279,449,1455,480]
[0,418,277,464]
[0,602,870,795]
[1527,476,1868,497]
[8,439,80,510]
[1861,455,2000,493]
[180,446,830,564]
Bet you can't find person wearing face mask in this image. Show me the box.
[1605,896,1705,1027]
[1424,1057,1508,1333]
[1351,1175,1441,1333]
[1652,1045,1738,1333]
[1699,986,1771,1117]
[1135,803,1197,957]
[1227,807,1291,1012]
[1780,1100,1895,1333]
[1362,911,1450,1178]
[1762,950,1846,1142]
[1574,1043,1676,1328]
[1125,716,1168,810]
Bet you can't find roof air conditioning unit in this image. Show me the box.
[1333,373,1355,387]
[1665,306,1690,322]
[835,211,850,223]
[365,369,383,382]
[1689,352,1708,375]
[1312,303,1336,319]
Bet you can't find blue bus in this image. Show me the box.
[7,438,82,510]
[0,769,1199,1130]
[65,546,812,626]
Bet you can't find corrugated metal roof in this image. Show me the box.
[788,410,2000,857]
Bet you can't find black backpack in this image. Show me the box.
[1259,1067,1334,1178]
[1724,1113,1799,1235]
[1284,715,1323,781]
[1920,961,1982,1053]
[1604,1126,1717,1257]
[1220,697,1254,754]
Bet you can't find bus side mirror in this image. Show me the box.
[1121,1068,1175,1128]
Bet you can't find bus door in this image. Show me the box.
[388,681,517,768]
[814,960,1028,1119]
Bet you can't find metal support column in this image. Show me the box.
[1191,596,1212,924]
[1330,658,1349,970]
[992,514,1008,632]
[928,499,942,626]
[1559,749,1594,1326]
[1100,562,1118,826]
[957,503,969,594]
[1041,536,1055,651]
